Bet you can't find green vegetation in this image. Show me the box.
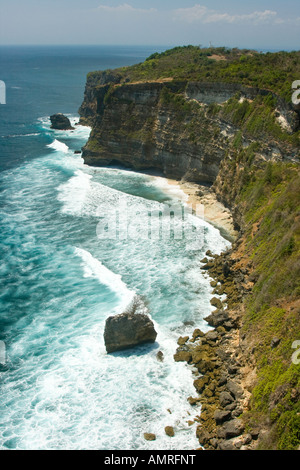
[217,143,300,449]
[221,94,300,145]
[159,87,197,121]
[108,45,300,102]
[91,47,300,148]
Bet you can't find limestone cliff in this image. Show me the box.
[79,75,299,187]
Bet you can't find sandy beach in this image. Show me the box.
[166,179,238,242]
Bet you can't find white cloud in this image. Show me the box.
[173,5,279,25]
[96,3,157,14]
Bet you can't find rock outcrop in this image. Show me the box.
[104,297,157,353]
[104,311,157,353]
[79,80,234,183]
[78,75,299,185]
[50,113,74,130]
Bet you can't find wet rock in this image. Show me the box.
[177,336,189,345]
[193,376,210,394]
[174,347,192,363]
[104,299,157,353]
[191,328,205,341]
[144,433,156,441]
[206,250,214,257]
[50,113,74,130]
[156,350,164,362]
[210,297,223,310]
[188,396,202,406]
[196,427,211,447]
[165,426,175,437]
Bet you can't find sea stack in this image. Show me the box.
[50,113,74,130]
[104,309,157,353]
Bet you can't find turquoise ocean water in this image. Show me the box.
[0,46,230,450]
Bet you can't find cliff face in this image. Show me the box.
[79,76,299,186]
[80,80,225,183]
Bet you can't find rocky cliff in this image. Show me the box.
[80,80,223,183]
[79,74,299,187]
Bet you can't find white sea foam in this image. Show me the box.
[57,169,162,217]
[57,170,92,215]
[47,139,70,154]
[74,247,135,312]
[0,113,231,450]
[38,115,91,141]
[2,133,41,138]
[148,175,189,203]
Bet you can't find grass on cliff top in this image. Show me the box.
[104,45,300,102]
[237,160,300,449]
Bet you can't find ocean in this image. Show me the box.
[0,45,230,450]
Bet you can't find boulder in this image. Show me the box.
[204,310,228,328]
[177,336,189,346]
[165,426,175,437]
[156,350,164,362]
[194,375,210,394]
[214,409,232,425]
[219,391,235,407]
[104,301,157,353]
[210,296,223,310]
[217,419,245,440]
[173,348,192,363]
[50,113,74,130]
[144,433,156,441]
[226,380,244,399]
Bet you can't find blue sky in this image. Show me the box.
[0,1,299,50]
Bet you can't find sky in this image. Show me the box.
[0,0,299,50]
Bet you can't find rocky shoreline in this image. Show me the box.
[174,247,259,450]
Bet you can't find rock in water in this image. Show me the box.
[104,296,157,353]
[50,113,74,130]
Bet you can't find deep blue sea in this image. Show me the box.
[0,45,230,450]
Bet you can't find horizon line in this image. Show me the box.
[0,44,298,53]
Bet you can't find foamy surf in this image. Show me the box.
[0,111,230,451]
[57,169,163,217]
[74,247,135,313]
[47,139,70,154]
